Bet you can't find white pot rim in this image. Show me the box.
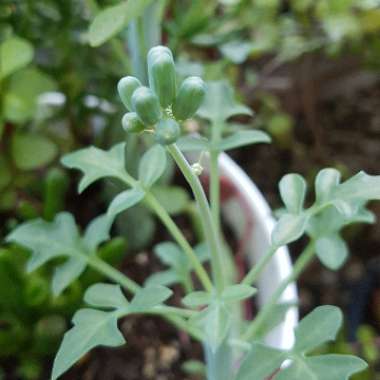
[204,153,299,349]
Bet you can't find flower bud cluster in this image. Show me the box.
[117,46,206,145]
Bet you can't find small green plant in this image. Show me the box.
[6,45,380,380]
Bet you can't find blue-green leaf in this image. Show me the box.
[52,257,87,297]
[275,354,367,380]
[6,212,80,272]
[221,284,256,302]
[51,309,125,380]
[61,143,127,193]
[83,214,113,252]
[279,174,307,214]
[294,306,342,353]
[107,187,145,218]
[315,234,348,270]
[84,283,128,309]
[315,168,341,204]
[129,285,172,312]
[138,145,167,187]
[183,291,212,307]
[235,343,285,380]
[271,213,308,246]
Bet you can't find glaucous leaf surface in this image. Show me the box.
[236,306,367,380]
[138,144,167,188]
[84,283,128,309]
[107,187,145,218]
[279,174,307,214]
[51,309,125,380]
[61,143,127,193]
[271,213,308,246]
[197,81,252,124]
[128,285,172,312]
[183,291,212,307]
[236,343,286,380]
[6,212,113,295]
[293,306,342,353]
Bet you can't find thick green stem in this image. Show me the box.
[167,144,225,292]
[204,340,233,380]
[243,241,315,341]
[241,245,278,286]
[210,150,221,236]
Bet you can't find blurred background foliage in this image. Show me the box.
[1,0,380,378]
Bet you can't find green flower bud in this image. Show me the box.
[172,76,206,120]
[131,86,162,125]
[121,112,145,133]
[155,119,180,145]
[117,76,142,111]
[148,47,176,108]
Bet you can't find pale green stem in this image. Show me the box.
[210,149,221,236]
[145,192,213,292]
[243,241,315,341]
[241,245,278,286]
[118,172,212,291]
[167,144,225,292]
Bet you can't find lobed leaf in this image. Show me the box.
[51,309,125,380]
[6,212,80,273]
[61,143,127,193]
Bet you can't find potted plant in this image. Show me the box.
[6,45,378,380]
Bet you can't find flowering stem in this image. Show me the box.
[167,144,225,292]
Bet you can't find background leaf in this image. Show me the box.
[88,0,154,47]
[0,36,33,79]
[11,132,57,170]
